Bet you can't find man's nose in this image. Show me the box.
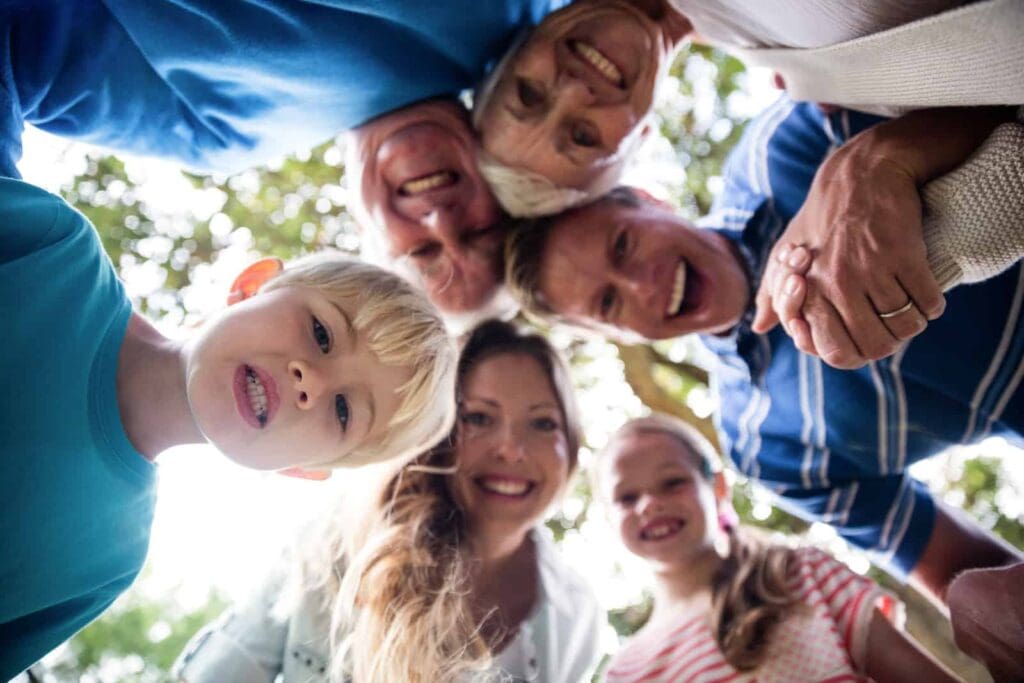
[288,359,326,409]
[421,205,464,245]
[620,262,661,313]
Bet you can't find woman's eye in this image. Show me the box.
[532,416,559,431]
[517,78,544,108]
[460,411,492,427]
[335,394,350,431]
[570,121,599,148]
[664,477,689,490]
[312,316,330,353]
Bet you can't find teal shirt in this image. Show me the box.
[0,179,157,678]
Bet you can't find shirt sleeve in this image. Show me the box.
[173,565,290,683]
[773,473,937,579]
[792,547,903,674]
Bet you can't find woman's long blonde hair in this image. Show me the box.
[301,319,581,682]
[604,414,799,671]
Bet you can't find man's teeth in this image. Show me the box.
[246,368,268,426]
[479,477,531,496]
[666,261,687,316]
[400,171,456,196]
[643,521,681,540]
[573,40,624,86]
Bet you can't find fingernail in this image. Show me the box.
[788,248,807,268]
[776,244,791,262]
[785,274,800,295]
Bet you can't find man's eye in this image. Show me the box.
[570,121,599,148]
[599,286,617,319]
[517,78,544,108]
[408,242,442,260]
[335,394,349,432]
[617,493,637,507]
[612,230,628,263]
[312,317,330,353]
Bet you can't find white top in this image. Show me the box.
[174,528,603,683]
[670,0,967,48]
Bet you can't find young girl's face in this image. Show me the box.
[450,352,571,539]
[186,285,413,470]
[601,429,722,566]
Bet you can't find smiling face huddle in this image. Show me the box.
[348,99,505,313]
[476,0,683,191]
[449,352,572,536]
[601,430,723,567]
[185,286,412,471]
[537,194,751,341]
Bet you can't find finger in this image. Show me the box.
[781,244,811,274]
[788,319,818,356]
[803,290,866,369]
[778,272,807,331]
[869,287,928,343]
[752,282,780,333]
[832,289,902,362]
[897,265,946,321]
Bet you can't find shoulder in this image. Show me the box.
[533,529,600,616]
[0,179,88,263]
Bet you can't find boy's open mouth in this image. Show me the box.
[665,258,705,319]
[639,517,685,541]
[233,364,279,429]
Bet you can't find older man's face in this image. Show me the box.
[349,99,504,313]
[537,196,750,341]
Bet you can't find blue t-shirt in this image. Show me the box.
[701,96,1024,578]
[0,179,157,677]
[0,0,555,177]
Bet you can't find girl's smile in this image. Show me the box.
[233,364,280,428]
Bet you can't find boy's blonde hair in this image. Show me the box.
[261,251,458,468]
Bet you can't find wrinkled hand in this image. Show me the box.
[752,142,945,369]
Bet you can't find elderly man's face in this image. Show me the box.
[477,0,687,191]
[349,99,504,313]
[537,196,750,341]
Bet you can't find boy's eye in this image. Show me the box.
[460,411,492,427]
[517,78,544,108]
[599,285,618,320]
[312,316,330,353]
[335,394,350,432]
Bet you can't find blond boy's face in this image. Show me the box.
[185,286,412,470]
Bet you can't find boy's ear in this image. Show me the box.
[277,466,332,481]
[227,258,284,305]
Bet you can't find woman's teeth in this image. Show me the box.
[399,171,456,196]
[572,40,624,87]
[666,261,687,317]
[642,520,682,540]
[246,367,268,427]
[478,477,531,496]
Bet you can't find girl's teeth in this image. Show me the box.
[573,41,623,86]
[246,368,268,424]
[666,261,687,316]
[644,521,680,539]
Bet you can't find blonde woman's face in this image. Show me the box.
[185,286,412,470]
[450,353,571,537]
[601,430,721,567]
[476,0,669,190]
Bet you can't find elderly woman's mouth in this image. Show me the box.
[569,39,625,88]
[399,170,459,196]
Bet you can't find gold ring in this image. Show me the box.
[878,301,915,319]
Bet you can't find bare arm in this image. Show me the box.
[862,606,964,683]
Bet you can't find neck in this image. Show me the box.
[469,523,533,574]
[650,545,725,617]
[117,313,205,459]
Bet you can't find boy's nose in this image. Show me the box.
[288,360,325,409]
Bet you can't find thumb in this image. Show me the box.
[752,282,780,333]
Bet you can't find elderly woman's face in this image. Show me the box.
[476,0,673,190]
[450,352,571,537]
[348,99,505,313]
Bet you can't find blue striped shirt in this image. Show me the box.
[701,96,1024,577]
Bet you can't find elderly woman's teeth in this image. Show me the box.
[666,261,687,316]
[400,171,456,196]
[572,40,623,86]
[246,368,268,426]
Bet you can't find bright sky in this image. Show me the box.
[18,61,1024,668]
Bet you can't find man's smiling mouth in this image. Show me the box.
[399,170,459,196]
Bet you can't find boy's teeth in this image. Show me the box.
[572,40,623,86]
[643,521,681,540]
[666,261,687,316]
[246,368,268,424]
[479,477,531,496]
[400,171,455,196]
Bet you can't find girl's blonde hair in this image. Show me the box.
[602,414,800,671]
[261,251,458,468]
[302,319,581,682]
